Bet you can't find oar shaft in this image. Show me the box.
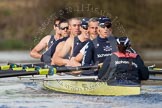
[149,70,162,74]
[0,71,39,78]
[56,65,99,72]
[1,63,162,78]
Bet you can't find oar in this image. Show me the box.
[1,62,162,78]
[7,62,46,69]
[0,65,99,78]
[149,67,162,74]
[0,68,54,78]
[55,65,98,72]
[0,63,45,71]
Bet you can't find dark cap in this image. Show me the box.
[81,18,89,30]
[116,37,131,47]
[98,16,112,28]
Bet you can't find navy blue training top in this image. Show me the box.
[48,35,55,48]
[82,36,118,66]
[98,51,149,85]
[41,36,69,64]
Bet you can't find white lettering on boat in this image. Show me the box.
[56,80,105,92]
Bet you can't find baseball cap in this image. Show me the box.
[81,18,89,30]
[98,16,112,28]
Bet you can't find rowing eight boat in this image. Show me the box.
[43,75,140,96]
[1,63,162,96]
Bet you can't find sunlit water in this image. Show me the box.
[0,50,162,108]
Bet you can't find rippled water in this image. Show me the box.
[0,50,162,108]
[1,78,162,108]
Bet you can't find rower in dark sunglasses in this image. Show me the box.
[81,16,117,67]
[30,17,63,65]
[59,21,69,38]
[40,20,70,65]
[81,25,88,30]
[80,16,136,76]
[99,21,112,29]
[60,26,69,30]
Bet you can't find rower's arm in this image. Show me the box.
[73,42,90,62]
[52,38,72,66]
[98,56,111,79]
[74,53,84,62]
[30,35,50,59]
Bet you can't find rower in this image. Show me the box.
[72,17,99,64]
[88,17,99,40]
[81,16,136,66]
[41,20,69,65]
[30,17,63,63]
[52,17,81,66]
[98,37,149,85]
[81,16,117,66]
[69,18,91,66]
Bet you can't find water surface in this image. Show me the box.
[0,50,162,108]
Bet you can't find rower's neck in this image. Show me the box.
[69,33,78,38]
[54,34,62,40]
[78,34,88,42]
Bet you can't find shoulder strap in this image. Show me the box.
[48,35,55,48]
[73,36,80,49]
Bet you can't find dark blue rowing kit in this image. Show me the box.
[48,35,55,48]
[98,51,149,85]
[41,36,69,65]
[81,36,117,66]
[72,36,90,57]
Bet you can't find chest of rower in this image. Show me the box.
[95,40,113,63]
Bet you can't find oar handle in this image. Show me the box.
[55,65,99,72]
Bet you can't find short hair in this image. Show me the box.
[88,17,99,26]
[54,17,65,25]
[59,20,68,28]
[68,17,81,25]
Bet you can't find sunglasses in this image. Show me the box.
[60,26,69,30]
[99,22,112,29]
[81,25,88,30]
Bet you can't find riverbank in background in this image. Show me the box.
[0,0,162,50]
